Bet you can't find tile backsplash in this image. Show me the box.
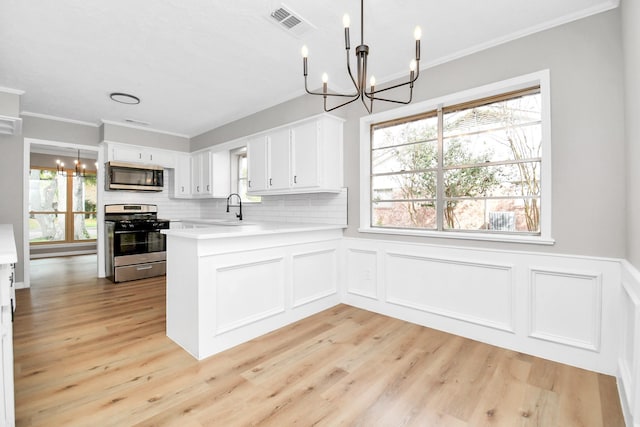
[102,187,348,225]
[200,188,347,225]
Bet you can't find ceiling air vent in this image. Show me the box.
[269,4,315,38]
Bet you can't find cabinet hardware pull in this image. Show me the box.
[294,175,297,184]
[269,178,273,186]
[197,185,200,192]
[136,265,153,270]
[248,180,251,188]
[207,185,210,191]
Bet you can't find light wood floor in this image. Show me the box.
[14,255,624,426]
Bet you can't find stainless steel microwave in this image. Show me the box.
[105,161,164,192]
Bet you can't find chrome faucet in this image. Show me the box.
[226,193,243,221]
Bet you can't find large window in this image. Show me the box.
[362,72,551,243]
[29,168,97,244]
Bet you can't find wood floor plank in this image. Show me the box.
[13,255,626,426]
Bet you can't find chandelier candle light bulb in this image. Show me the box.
[301,45,309,76]
[300,0,422,113]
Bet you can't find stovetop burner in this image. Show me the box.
[104,204,170,231]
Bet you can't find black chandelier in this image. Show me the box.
[301,0,421,113]
[56,149,87,177]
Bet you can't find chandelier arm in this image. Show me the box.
[365,67,420,97]
[323,94,362,112]
[305,77,356,98]
[359,93,373,114]
[364,83,415,105]
[344,49,360,95]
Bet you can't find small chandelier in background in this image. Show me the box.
[55,150,88,178]
[301,0,421,113]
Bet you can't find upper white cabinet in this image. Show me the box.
[267,128,291,192]
[170,153,191,199]
[247,136,268,192]
[169,150,230,199]
[106,143,176,169]
[191,151,212,196]
[247,114,344,195]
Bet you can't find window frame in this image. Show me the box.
[28,166,98,244]
[229,147,261,203]
[359,70,554,245]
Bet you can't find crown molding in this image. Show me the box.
[0,87,25,95]
[100,119,190,139]
[21,111,99,127]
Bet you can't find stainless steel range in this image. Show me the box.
[104,204,170,282]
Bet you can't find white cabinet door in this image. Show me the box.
[246,115,343,196]
[267,128,291,191]
[291,121,320,189]
[149,150,176,169]
[111,145,145,163]
[109,144,175,168]
[210,150,231,198]
[191,151,212,196]
[247,137,268,192]
[171,154,191,198]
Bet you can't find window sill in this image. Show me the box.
[357,226,555,245]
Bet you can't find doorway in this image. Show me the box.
[23,140,102,287]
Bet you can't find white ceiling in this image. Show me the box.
[0,0,618,138]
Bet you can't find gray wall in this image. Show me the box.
[191,9,627,259]
[0,92,20,117]
[23,115,101,146]
[102,123,189,152]
[0,92,23,282]
[191,95,347,150]
[623,0,640,269]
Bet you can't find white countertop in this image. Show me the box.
[0,224,17,264]
[163,220,345,240]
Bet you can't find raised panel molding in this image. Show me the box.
[346,248,378,300]
[215,257,285,335]
[292,249,338,308]
[384,252,515,333]
[529,267,602,352]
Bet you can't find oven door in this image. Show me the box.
[113,229,166,257]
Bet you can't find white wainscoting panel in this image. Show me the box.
[384,252,515,333]
[619,261,640,427]
[529,268,602,351]
[341,237,621,376]
[345,248,377,300]
[292,249,338,307]
[215,257,285,335]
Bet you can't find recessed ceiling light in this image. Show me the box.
[109,92,140,104]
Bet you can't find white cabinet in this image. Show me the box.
[267,128,291,191]
[170,154,191,199]
[189,150,230,199]
[0,225,16,427]
[247,128,290,193]
[247,136,268,192]
[191,151,211,196]
[107,143,176,168]
[247,114,344,196]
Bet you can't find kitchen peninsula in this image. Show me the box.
[162,222,344,360]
